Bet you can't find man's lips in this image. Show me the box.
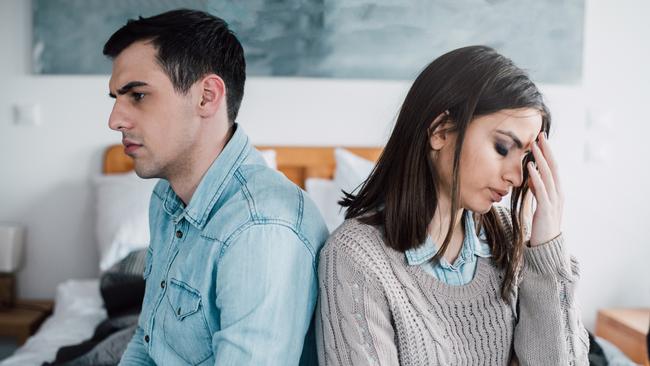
[122,139,143,155]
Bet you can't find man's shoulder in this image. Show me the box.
[204,163,328,245]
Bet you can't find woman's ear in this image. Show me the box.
[429,111,452,151]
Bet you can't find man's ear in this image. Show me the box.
[197,74,226,118]
[429,111,452,151]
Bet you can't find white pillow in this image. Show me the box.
[333,148,375,194]
[259,149,277,170]
[92,172,157,271]
[305,178,346,232]
[305,149,376,232]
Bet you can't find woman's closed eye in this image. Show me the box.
[495,142,509,157]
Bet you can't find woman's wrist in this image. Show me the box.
[529,232,562,247]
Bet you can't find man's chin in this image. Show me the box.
[133,164,160,179]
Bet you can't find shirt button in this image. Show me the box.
[144,334,150,343]
[160,280,165,289]
[175,230,183,238]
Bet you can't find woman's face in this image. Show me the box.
[432,108,543,214]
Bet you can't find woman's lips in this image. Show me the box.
[489,189,506,202]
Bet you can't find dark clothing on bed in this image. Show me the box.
[44,316,137,366]
[43,251,146,366]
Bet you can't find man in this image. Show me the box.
[104,9,328,365]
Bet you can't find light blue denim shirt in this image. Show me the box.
[119,124,329,366]
[404,211,492,286]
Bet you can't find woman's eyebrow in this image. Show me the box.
[495,130,523,149]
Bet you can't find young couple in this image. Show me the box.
[106,9,588,366]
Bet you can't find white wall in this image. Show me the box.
[575,0,650,326]
[1,0,648,330]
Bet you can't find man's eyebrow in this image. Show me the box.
[108,81,148,98]
[495,130,523,149]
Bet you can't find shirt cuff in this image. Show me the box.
[523,234,571,276]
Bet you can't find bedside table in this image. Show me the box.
[595,308,650,365]
[0,299,53,345]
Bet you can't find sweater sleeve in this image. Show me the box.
[514,234,590,365]
[316,242,399,366]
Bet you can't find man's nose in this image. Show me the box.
[108,102,131,131]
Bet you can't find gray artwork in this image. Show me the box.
[33,0,585,83]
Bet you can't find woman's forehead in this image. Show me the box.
[472,109,542,145]
[477,109,541,129]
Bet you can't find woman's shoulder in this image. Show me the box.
[321,218,393,270]
[319,218,410,296]
[325,218,384,251]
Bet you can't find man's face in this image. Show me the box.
[108,40,200,179]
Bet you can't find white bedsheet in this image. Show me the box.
[1,279,106,366]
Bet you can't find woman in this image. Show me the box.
[315,46,589,365]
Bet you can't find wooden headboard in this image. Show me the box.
[103,144,382,188]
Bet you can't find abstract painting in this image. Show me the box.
[33,0,585,83]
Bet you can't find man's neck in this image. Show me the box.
[168,125,234,206]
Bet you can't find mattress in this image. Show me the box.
[0,279,106,366]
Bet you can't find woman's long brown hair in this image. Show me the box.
[340,46,550,301]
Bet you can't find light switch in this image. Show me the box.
[12,104,41,126]
[584,141,611,163]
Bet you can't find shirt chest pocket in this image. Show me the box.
[163,278,213,365]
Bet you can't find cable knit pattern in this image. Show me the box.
[316,207,589,365]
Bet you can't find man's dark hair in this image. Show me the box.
[103,9,246,123]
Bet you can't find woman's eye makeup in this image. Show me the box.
[495,142,509,157]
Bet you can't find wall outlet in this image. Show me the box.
[12,104,41,126]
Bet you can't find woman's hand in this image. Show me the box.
[526,132,563,247]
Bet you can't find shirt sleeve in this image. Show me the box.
[118,326,156,366]
[212,224,317,366]
[316,242,400,366]
[514,234,590,365]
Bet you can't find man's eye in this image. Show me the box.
[131,92,145,102]
[495,143,508,157]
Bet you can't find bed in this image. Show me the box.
[0,144,381,366]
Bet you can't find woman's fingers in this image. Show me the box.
[527,161,550,205]
[538,133,563,202]
[527,133,564,246]
[531,138,557,202]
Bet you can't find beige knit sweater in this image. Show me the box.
[316,208,589,365]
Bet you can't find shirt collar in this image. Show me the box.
[404,210,492,266]
[160,123,252,229]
